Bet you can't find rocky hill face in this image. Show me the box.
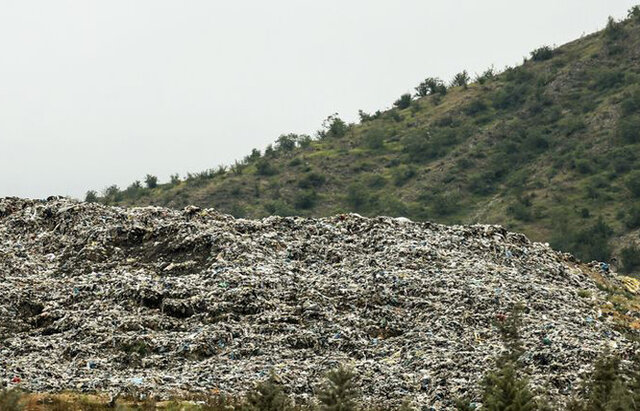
[1,198,636,408]
[94,12,640,271]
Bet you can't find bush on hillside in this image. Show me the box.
[626,171,640,197]
[320,114,349,139]
[620,245,640,274]
[475,66,496,85]
[276,134,299,151]
[145,174,158,189]
[625,205,640,229]
[415,77,447,97]
[394,93,413,110]
[255,159,278,176]
[170,173,181,184]
[604,16,626,41]
[451,70,470,88]
[392,165,416,186]
[530,46,554,61]
[298,172,326,189]
[617,115,640,144]
[629,5,640,21]
[363,127,385,150]
[293,190,318,210]
[345,183,371,210]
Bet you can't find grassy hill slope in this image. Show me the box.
[95,11,640,271]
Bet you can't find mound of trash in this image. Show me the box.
[0,198,634,407]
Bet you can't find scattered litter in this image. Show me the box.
[0,198,636,408]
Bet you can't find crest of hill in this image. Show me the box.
[94,11,640,272]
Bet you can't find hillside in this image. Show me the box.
[94,10,640,272]
[1,197,638,408]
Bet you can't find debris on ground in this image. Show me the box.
[0,197,636,408]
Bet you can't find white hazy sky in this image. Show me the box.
[0,0,637,199]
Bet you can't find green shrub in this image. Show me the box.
[431,192,459,216]
[464,99,489,116]
[591,69,625,91]
[363,127,385,150]
[245,371,294,411]
[276,134,299,151]
[530,46,554,61]
[145,174,158,189]
[621,245,640,274]
[317,365,359,411]
[365,174,386,188]
[394,93,413,110]
[345,183,370,210]
[255,159,278,176]
[85,190,98,203]
[392,165,416,186]
[102,185,123,203]
[574,159,594,174]
[475,66,496,85]
[415,77,447,97]
[263,201,296,216]
[293,190,317,210]
[170,174,181,184]
[626,171,640,197]
[604,16,625,41]
[551,216,613,262]
[298,172,326,189]
[625,205,640,229]
[629,5,640,21]
[616,115,640,144]
[560,115,586,136]
[319,114,348,139]
[492,83,530,109]
[451,70,470,88]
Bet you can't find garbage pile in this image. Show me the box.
[0,197,634,408]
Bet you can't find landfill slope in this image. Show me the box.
[0,198,633,408]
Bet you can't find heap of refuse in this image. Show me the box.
[0,197,635,408]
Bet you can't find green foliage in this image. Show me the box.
[591,69,625,91]
[85,190,98,203]
[551,216,613,262]
[626,171,640,197]
[415,77,447,97]
[264,200,296,216]
[476,66,496,85]
[464,99,489,116]
[451,70,470,88]
[245,371,294,411]
[492,83,530,109]
[102,185,122,202]
[144,174,157,189]
[616,115,640,144]
[629,5,640,21]
[624,205,640,229]
[394,93,413,110]
[559,115,586,136]
[358,109,382,123]
[363,127,385,150]
[430,192,460,216]
[604,16,625,42]
[345,183,371,210]
[620,244,640,274]
[530,46,554,61]
[392,165,416,186]
[317,365,359,411]
[481,363,537,411]
[276,134,299,151]
[293,190,318,210]
[298,172,326,189]
[256,159,278,176]
[170,174,181,184]
[320,114,349,139]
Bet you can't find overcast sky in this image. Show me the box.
[0,0,636,199]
